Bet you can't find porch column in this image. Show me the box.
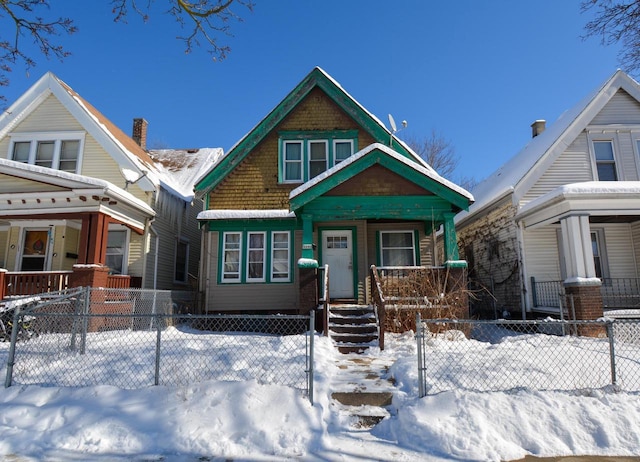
[300,214,316,262]
[559,215,603,325]
[559,215,597,280]
[78,213,110,265]
[443,212,461,263]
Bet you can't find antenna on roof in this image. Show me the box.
[387,114,407,146]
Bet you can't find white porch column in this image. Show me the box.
[559,214,596,280]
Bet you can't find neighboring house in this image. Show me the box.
[456,70,640,321]
[0,72,221,296]
[194,67,473,313]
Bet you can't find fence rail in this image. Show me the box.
[416,315,640,397]
[1,287,314,402]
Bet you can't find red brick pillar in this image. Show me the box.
[70,265,110,332]
[298,266,318,315]
[70,264,109,288]
[564,282,604,337]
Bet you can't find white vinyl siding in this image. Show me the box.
[602,224,637,279]
[591,89,640,125]
[524,227,562,282]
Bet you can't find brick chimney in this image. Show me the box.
[531,119,546,138]
[132,118,148,149]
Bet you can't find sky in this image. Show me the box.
[1,325,640,460]
[0,0,625,186]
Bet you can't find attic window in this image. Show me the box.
[278,130,358,183]
[9,132,85,174]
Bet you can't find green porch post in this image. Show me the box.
[443,212,461,263]
[299,214,318,267]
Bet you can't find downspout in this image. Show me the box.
[141,217,154,288]
[516,220,528,320]
[150,224,159,290]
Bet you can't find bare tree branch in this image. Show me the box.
[581,0,640,73]
[0,0,253,103]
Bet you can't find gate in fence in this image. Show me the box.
[1,287,315,403]
[416,314,640,397]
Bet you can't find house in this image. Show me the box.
[0,72,221,298]
[194,67,473,314]
[456,70,640,321]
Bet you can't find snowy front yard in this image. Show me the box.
[0,328,640,461]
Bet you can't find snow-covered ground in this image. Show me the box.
[1,327,640,461]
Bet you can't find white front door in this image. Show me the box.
[322,230,354,299]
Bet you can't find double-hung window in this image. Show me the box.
[380,231,417,266]
[106,229,129,275]
[593,140,618,181]
[220,230,291,283]
[247,232,266,282]
[174,238,189,283]
[271,231,291,281]
[279,131,357,183]
[9,132,84,173]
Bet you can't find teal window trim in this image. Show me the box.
[278,130,358,184]
[317,226,358,297]
[218,229,293,285]
[378,229,419,267]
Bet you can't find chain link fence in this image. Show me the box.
[416,315,640,397]
[1,287,315,402]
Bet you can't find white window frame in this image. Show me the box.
[271,231,291,282]
[308,140,329,179]
[591,229,610,280]
[8,132,85,174]
[282,140,304,183]
[333,139,354,164]
[246,231,266,282]
[222,232,243,283]
[380,230,417,267]
[106,226,130,275]
[174,237,189,284]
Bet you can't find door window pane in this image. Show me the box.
[21,230,48,271]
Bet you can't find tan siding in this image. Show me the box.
[62,226,80,271]
[602,224,637,278]
[522,133,593,204]
[128,231,146,282]
[205,231,301,311]
[591,89,640,125]
[12,95,83,132]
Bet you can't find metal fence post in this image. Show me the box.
[308,310,315,405]
[606,320,617,387]
[4,305,21,388]
[154,312,162,386]
[81,286,90,354]
[416,312,424,398]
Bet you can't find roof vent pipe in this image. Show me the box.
[531,119,546,138]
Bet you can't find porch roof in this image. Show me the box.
[288,143,473,219]
[516,181,640,229]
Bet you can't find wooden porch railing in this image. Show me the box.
[2,271,131,298]
[317,264,330,336]
[370,265,386,350]
[4,271,72,297]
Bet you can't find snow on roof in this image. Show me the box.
[198,209,297,220]
[458,70,640,223]
[0,157,155,214]
[149,148,224,201]
[518,181,640,216]
[289,142,474,202]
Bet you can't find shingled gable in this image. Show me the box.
[289,142,473,214]
[0,72,157,192]
[458,69,640,224]
[194,67,434,196]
